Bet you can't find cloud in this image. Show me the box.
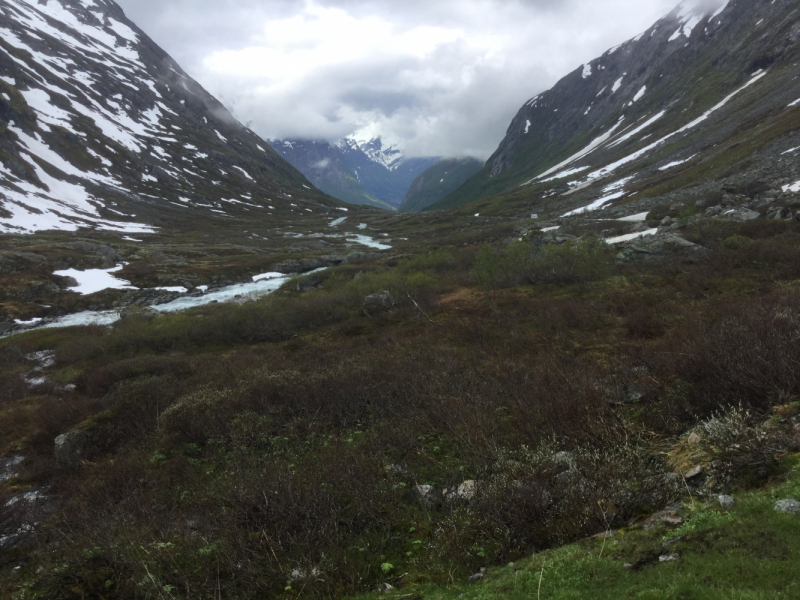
[117,0,681,159]
[313,158,331,169]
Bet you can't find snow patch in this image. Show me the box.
[659,154,697,170]
[53,265,137,295]
[618,212,650,222]
[605,229,659,245]
[783,181,800,193]
[562,190,626,217]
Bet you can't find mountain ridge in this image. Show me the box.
[431,0,800,215]
[0,0,340,235]
[271,134,440,209]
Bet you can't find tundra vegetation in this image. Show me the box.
[2,216,800,599]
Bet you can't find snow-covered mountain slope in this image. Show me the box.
[0,0,336,235]
[432,0,800,215]
[268,139,393,210]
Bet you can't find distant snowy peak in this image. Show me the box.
[336,137,406,171]
[0,0,323,234]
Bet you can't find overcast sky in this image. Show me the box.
[116,0,683,158]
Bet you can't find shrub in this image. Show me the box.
[472,237,616,290]
[697,405,798,487]
[435,442,679,569]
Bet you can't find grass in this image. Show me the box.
[352,458,800,600]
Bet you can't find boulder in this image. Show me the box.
[411,484,441,509]
[363,291,395,316]
[54,430,89,466]
[119,288,183,308]
[720,208,760,222]
[685,465,704,480]
[775,499,800,514]
[296,273,322,292]
[718,495,736,509]
[553,451,574,469]
[445,480,478,504]
[642,502,687,530]
[616,234,708,263]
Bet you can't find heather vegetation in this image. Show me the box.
[2,217,800,599]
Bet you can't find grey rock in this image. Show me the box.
[0,456,24,483]
[775,499,800,514]
[616,234,708,263]
[119,288,183,308]
[54,430,89,466]
[660,216,673,227]
[685,465,704,479]
[659,554,680,563]
[553,451,574,468]
[642,502,687,530]
[445,480,478,504]
[720,208,760,221]
[296,273,322,292]
[468,573,484,584]
[411,484,441,509]
[363,291,395,316]
[119,306,158,319]
[718,495,736,509]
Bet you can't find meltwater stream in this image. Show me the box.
[33,272,295,331]
[5,233,393,336]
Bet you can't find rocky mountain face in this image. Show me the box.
[399,157,483,212]
[267,139,392,210]
[272,135,439,209]
[0,0,339,236]
[336,138,440,207]
[432,0,800,216]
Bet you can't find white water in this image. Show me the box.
[24,273,297,332]
[349,234,392,250]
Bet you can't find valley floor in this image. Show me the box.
[2,207,800,599]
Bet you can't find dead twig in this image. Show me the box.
[407,291,439,326]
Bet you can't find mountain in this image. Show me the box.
[270,135,438,209]
[335,137,440,207]
[431,0,800,216]
[0,0,339,236]
[267,139,392,210]
[398,157,483,212]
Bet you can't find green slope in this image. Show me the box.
[398,158,483,212]
[353,458,800,600]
